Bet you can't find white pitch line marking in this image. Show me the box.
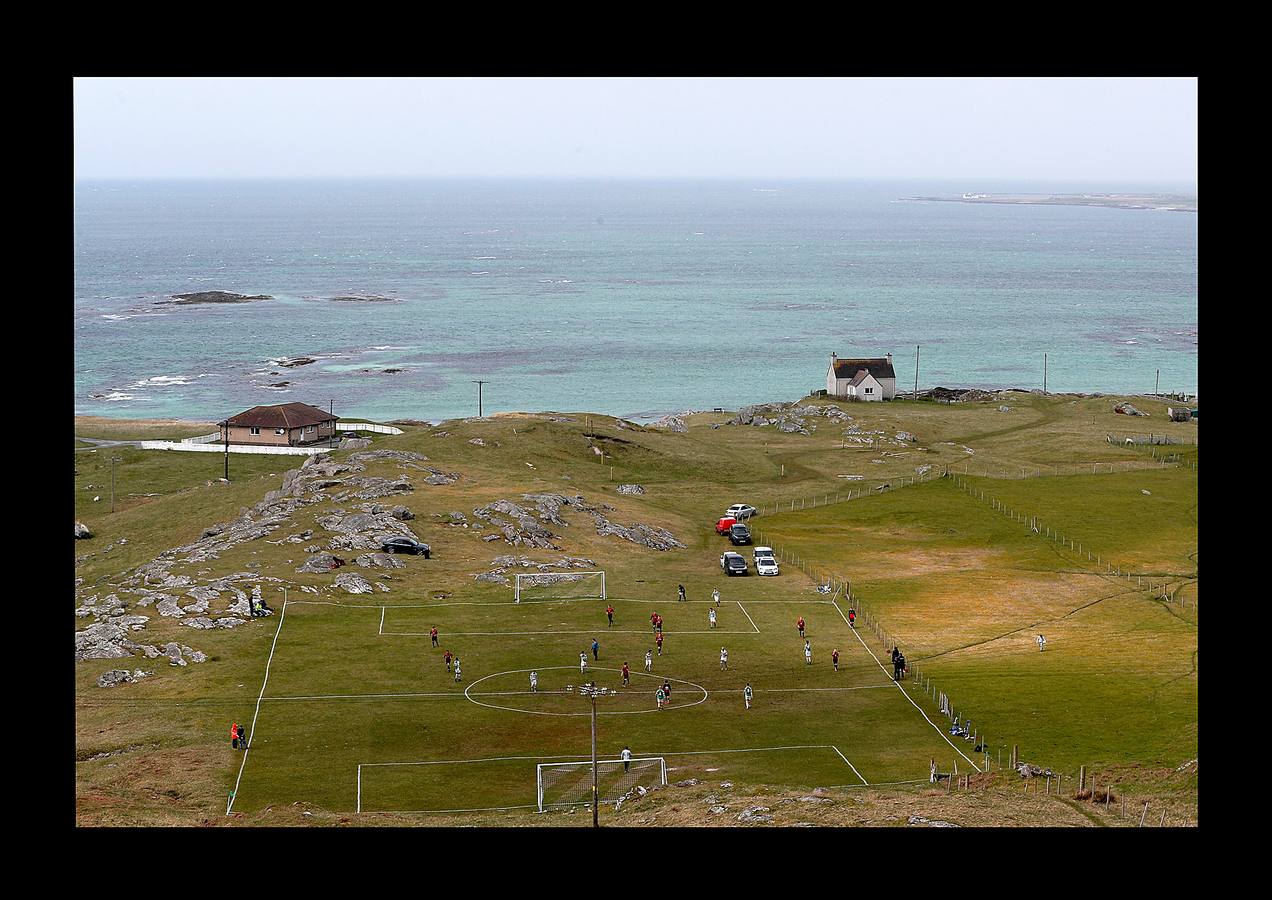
[381,629,760,636]
[736,601,760,633]
[263,684,896,702]
[379,606,385,635]
[356,764,362,813]
[831,744,868,784]
[833,598,981,771]
[226,599,289,815]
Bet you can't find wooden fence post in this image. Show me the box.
[1139,802,1149,826]
[1079,765,1086,792]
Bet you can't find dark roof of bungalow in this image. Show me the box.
[832,357,895,380]
[220,402,336,429]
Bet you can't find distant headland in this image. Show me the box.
[899,192,1197,212]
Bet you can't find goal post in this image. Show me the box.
[514,570,606,603]
[537,757,667,812]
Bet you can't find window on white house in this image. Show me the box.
[865,387,874,394]
[249,427,260,435]
[305,425,315,433]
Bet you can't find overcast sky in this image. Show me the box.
[73,77,1197,185]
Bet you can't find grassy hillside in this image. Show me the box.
[73,393,1198,826]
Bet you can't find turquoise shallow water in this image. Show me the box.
[73,179,1197,422]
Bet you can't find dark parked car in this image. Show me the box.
[720,552,749,576]
[728,523,752,545]
[382,537,431,557]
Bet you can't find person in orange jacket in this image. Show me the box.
[231,722,241,750]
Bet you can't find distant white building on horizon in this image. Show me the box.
[826,354,897,401]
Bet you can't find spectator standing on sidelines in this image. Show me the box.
[622,746,633,773]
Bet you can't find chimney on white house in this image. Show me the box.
[886,353,892,364]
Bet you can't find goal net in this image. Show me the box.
[514,571,606,603]
[537,757,667,812]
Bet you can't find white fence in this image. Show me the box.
[139,440,327,456]
[182,432,222,444]
[337,421,403,435]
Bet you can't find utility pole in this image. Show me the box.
[221,420,229,481]
[473,380,489,418]
[1043,353,1048,395]
[110,456,120,513]
[914,345,919,399]
[1155,369,1160,396]
[575,682,615,828]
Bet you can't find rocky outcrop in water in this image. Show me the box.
[166,291,273,305]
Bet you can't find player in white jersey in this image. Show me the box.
[709,607,717,628]
[644,650,653,673]
[720,647,729,670]
[454,659,462,682]
[712,588,720,606]
[621,746,633,773]
[804,640,812,665]
[529,670,538,692]
[1037,634,1047,651]
[743,683,753,710]
[580,652,588,674]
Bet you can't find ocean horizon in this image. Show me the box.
[73,178,1198,423]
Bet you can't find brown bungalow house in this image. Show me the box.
[218,402,338,447]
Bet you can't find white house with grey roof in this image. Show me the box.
[826,354,897,401]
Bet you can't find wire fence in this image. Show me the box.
[946,471,1198,610]
[748,462,1197,812]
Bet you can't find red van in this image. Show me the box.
[715,516,737,535]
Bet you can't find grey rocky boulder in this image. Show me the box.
[334,572,374,594]
[616,484,646,495]
[96,669,150,688]
[74,521,92,539]
[354,552,405,569]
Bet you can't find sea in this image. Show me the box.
[73,179,1198,424]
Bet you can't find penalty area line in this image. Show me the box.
[736,601,760,633]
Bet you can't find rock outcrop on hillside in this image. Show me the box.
[471,492,684,552]
[726,402,852,435]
